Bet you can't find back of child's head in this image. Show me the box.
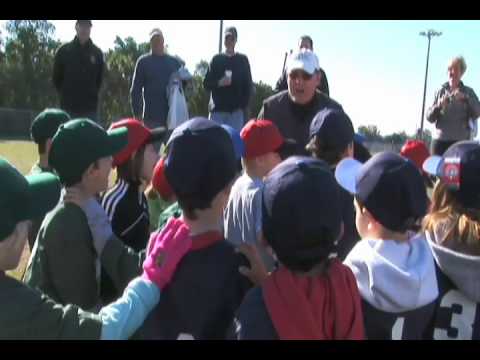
[164,117,237,220]
[336,151,428,234]
[423,141,480,255]
[109,118,166,183]
[307,108,354,166]
[30,109,70,154]
[0,157,61,242]
[49,118,128,187]
[262,156,342,273]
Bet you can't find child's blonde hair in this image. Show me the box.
[423,181,480,255]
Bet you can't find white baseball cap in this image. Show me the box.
[286,49,320,75]
[149,28,163,40]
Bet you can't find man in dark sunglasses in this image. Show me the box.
[258,49,343,150]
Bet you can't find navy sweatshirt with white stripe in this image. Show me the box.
[100,180,150,304]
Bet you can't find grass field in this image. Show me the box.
[1,140,37,280]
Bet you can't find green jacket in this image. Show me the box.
[25,202,144,311]
[157,202,182,231]
[0,271,102,339]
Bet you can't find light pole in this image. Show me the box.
[218,20,224,54]
[419,29,442,140]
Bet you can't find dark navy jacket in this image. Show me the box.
[136,233,252,340]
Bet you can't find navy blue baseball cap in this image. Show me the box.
[336,152,428,232]
[309,108,355,150]
[423,141,480,210]
[164,117,237,208]
[262,156,342,272]
[221,124,245,160]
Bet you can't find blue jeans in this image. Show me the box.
[209,109,245,132]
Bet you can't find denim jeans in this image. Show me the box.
[209,109,245,132]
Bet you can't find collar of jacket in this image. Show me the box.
[189,231,223,251]
[73,36,93,49]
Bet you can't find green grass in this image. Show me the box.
[1,140,37,280]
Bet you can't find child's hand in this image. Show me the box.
[237,243,270,286]
[142,220,191,290]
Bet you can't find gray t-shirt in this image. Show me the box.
[224,173,263,247]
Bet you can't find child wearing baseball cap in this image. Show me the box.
[335,152,438,339]
[99,119,166,304]
[0,156,191,339]
[137,117,252,340]
[400,139,434,189]
[28,108,71,250]
[24,118,139,311]
[232,156,364,340]
[422,141,480,339]
[307,108,360,260]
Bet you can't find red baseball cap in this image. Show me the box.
[240,119,285,159]
[109,118,166,167]
[400,139,430,173]
[152,157,174,201]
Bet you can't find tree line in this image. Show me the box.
[0,20,275,125]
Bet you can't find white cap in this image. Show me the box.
[422,155,443,176]
[149,28,163,40]
[286,49,320,75]
[334,158,363,194]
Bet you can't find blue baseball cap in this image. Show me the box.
[165,117,237,207]
[262,156,342,271]
[423,141,480,210]
[336,152,428,232]
[309,108,355,151]
[221,124,245,160]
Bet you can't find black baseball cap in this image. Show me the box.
[335,152,428,232]
[76,20,92,26]
[262,156,342,272]
[309,108,355,151]
[49,119,128,186]
[164,117,237,209]
[30,108,70,144]
[0,157,61,240]
[224,26,237,39]
[423,140,480,210]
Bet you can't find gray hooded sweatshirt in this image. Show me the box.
[425,228,480,340]
[344,233,439,339]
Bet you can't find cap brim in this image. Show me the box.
[147,127,168,144]
[25,172,61,220]
[106,127,129,156]
[334,158,363,194]
[287,60,315,75]
[423,155,443,176]
[276,139,300,160]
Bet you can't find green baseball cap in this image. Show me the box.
[30,108,71,144]
[49,118,128,186]
[0,157,61,240]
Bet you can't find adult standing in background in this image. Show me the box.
[53,20,104,124]
[204,26,253,131]
[259,49,342,149]
[130,28,182,138]
[427,56,480,155]
[275,35,330,96]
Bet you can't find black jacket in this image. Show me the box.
[275,68,330,96]
[53,37,104,116]
[258,90,343,149]
[136,234,252,339]
[203,52,252,113]
[100,180,150,304]
[229,286,279,340]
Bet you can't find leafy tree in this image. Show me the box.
[358,125,382,142]
[1,20,60,110]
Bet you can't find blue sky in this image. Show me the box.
[1,20,479,137]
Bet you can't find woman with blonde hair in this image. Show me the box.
[422,140,480,339]
[427,56,480,156]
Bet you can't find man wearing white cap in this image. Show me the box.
[258,49,343,149]
[130,28,183,137]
